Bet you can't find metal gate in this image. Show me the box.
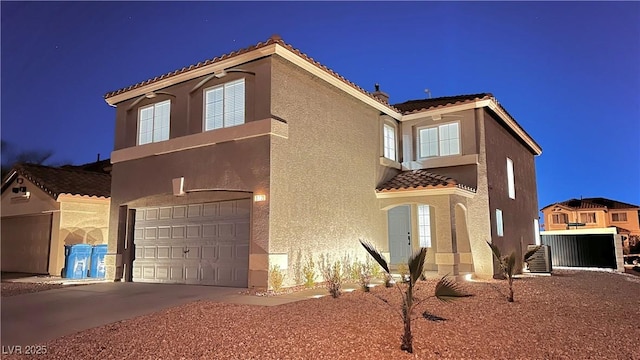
[540,234,616,269]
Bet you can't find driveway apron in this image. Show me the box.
[1,282,245,346]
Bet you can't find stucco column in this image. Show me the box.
[435,196,460,276]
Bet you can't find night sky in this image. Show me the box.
[1,2,639,210]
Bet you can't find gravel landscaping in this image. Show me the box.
[1,282,66,297]
[6,269,640,360]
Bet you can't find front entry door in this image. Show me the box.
[388,205,412,264]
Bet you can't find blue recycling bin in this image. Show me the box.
[63,244,92,279]
[89,244,108,278]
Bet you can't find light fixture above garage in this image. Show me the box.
[254,194,267,202]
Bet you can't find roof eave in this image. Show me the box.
[104,43,278,106]
[104,42,402,119]
[400,98,542,156]
[375,186,476,199]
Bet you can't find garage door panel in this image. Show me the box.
[203,224,217,237]
[157,246,170,259]
[170,266,183,280]
[186,225,201,238]
[156,266,170,280]
[158,207,172,219]
[187,204,202,218]
[202,203,218,217]
[236,244,249,260]
[132,199,250,287]
[1,214,52,274]
[171,247,184,259]
[184,246,200,259]
[171,226,186,239]
[202,246,217,260]
[157,227,171,239]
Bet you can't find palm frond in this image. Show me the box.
[486,240,501,260]
[359,239,390,274]
[524,246,542,262]
[408,248,428,285]
[434,276,471,302]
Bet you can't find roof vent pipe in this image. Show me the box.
[372,83,389,103]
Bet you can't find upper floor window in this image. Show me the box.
[383,123,396,161]
[418,122,459,158]
[496,209,504,237]
[204,79,245,131]
[552,213,568,224]
[580,212,596,224]
[507,157,515,199]
[417,205,431,247]
[139,100,170,145]
[612,212,628,222]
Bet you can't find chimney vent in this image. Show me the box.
[372,83,389,103]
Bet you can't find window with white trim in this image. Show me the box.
[507,157,515,199]
[496,209,504,237]
[533,219,541,245]
[418,122,460,158]
[612,212,627,222]
[138,100,170,145]
[204,79,245,131]
[383,123,396,161]
[417,205,431,247]
[552,213,568,224]
[580,212,596,224]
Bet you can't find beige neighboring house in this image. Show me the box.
[1,160,111,275]
[103,35,542,289]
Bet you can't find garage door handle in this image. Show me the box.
[183,249,190,254]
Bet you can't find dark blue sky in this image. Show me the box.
[2,2,639,209]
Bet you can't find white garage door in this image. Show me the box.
[1,214,52,274]
[132,199,250,287]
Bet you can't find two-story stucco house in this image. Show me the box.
[103,35,542,289]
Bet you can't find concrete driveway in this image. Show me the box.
[1,282,306,346]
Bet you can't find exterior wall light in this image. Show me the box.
[254,194,267,202]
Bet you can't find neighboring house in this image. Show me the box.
[1,161,111,275]
[103,35,542,288]
[541,197,640,261]
[541,198,640,237]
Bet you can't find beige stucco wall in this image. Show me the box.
[1,178,58,217]
[48,195,110,276]
[269,55,391,286]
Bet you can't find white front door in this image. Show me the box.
[388,205,412,264]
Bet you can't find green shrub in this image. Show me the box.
[302,253,316,288]
[268,265,286,292]
[321,259,344,298]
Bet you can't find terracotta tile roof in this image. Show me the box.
[376,169,476,193]
[104,35,398,111]
[392,93,493,114]
[613,226,632,234]
[6,163,111,199]
[543,197,640,211]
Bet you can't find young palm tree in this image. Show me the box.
[487,241,542,302]
[360,240,469,353]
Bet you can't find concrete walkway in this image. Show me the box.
[1,282,322,346]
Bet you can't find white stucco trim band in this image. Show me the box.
[111,118,288,164]
[375,187,476,199]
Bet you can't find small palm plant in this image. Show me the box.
[360,240,469,353]
[487,241,542,302]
